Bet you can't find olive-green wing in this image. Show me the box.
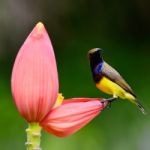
[102,62,136,97]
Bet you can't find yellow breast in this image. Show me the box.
[96,77,131,99]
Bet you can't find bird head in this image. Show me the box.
[88,48,104,80]
[88,48,103,59]
[88,48,103,65]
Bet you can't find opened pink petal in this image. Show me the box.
[11,22,58,122]
[40,98,107,137]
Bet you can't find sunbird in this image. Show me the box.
[88,48,146,114]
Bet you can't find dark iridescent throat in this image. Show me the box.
[89,50,104,83]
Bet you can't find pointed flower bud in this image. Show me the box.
[40,98,107,137]
[11,22,58,122]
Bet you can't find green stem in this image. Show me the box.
[25,123,42,150]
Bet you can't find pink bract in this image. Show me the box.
[40,98,107,137]
[11,22,58,122]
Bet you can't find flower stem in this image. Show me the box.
[25,123,42,150]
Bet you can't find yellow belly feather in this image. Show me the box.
[96,77,135,101]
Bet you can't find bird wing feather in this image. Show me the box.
[102,62,136,97]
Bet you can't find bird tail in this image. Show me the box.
[130,98,147,115]
[134,100,147,115]
[125,93,146,115]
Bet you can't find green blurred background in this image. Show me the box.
[0,0,150,150]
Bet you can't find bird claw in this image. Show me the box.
[101,97,117,109]
[101,97,117,103]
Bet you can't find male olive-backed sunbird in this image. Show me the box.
[88,48,146,114]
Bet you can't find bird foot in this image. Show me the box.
[101,97,117,108]
[101,97,117,103]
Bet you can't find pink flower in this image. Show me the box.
[40,98,107,137]
[11,22,108,137]
[11,22,58,122]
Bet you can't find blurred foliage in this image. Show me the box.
[0,0,150,150]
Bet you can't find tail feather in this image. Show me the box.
[125,93,146,115]
[132,99,147,115]
[135,100,147,115]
